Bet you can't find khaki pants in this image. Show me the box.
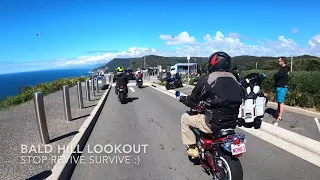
[181,113,212,145]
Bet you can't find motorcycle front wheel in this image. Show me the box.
[212,153,243,180]
[165,84,170,90]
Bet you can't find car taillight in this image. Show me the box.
[120,86,124,88]
[234,138,241,145]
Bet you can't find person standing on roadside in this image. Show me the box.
[273,57,290,122]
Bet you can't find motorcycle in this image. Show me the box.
[165,77,183,90]
[136,77,143,88]
[175,91,246,180]
[238,73,267,129]
[117,85,127,104]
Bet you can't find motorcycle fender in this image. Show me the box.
[238,102,244,118]
[244,117,254,123]
[244,99,254,114]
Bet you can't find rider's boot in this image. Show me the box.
[186,145,199,158]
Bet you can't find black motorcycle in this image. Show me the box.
[165,77,183,90]
[136,77,143,88]
[117,85,127,104]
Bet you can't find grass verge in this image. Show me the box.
[0,76,88,111]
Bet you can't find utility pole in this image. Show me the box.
[144,56,146,69]
[290,56,293,72]
[187,54,190,82]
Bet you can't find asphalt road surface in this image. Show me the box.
[71,81,320,180]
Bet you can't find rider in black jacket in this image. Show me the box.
[114,66,129,96]
[179,52,242,158]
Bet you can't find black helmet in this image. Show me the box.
[207,51,232,73]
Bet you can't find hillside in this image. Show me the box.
[93,54,320,72]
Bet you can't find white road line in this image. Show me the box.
[183,89,193,93]
[111,83,137,87]
[315,118,320,132]
[148,84,320,167]
[129,87,135,92]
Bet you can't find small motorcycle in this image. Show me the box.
[238,73,267,129]
[117,85,127,104]
[137,77,143,88]
[165,77,183,90]
[176,91,246,180]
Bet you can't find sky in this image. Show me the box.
[0,0,319,74]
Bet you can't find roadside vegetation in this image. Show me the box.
[0,76,87,111]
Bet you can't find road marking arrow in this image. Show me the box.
[129,87,135,92]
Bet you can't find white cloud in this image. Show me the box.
[291,28,299,34]
[63,31,320,66]
[160,31,198,45]
[64,47,158,65]
[308,35,320,56]
[159,31,320,57]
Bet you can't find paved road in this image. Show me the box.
[174,85,320,142]
[71,81,320,180]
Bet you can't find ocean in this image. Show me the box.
[0,69,93,101]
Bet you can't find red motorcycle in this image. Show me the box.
[176,91,246,180]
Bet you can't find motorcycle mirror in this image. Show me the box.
[175,91,181,97]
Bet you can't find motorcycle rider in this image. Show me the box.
[114,66,129,96]
[231,65,240,82]
[179,51,242,158]
[136,69,143,85]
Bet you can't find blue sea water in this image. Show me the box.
[0,69,92,101]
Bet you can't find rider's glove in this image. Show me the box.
[179,96,186,102]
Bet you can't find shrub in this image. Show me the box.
[0,76,89,110]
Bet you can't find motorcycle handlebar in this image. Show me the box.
[239,73,266,86]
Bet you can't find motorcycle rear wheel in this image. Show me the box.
[213,153,243,180]
[119,92,125,104]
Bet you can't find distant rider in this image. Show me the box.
[136,70,143,85]
[114,66,129,96]
[179,51,242,158]
[231,65,240,82]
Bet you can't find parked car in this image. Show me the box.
[125,68,135,80]
[141,68,148,74]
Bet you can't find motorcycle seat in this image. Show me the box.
[192,128,235,140]
[213,128,235,139]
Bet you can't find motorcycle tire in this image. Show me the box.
[215,153,243,180]
[166,84,170,90]
[253,118,262,129]
[119,92,125,104]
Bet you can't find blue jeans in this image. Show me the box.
[276,87,288,103]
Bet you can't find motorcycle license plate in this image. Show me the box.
[119,88,124,91]
[231,143,246,155]
[138,79,142,81]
